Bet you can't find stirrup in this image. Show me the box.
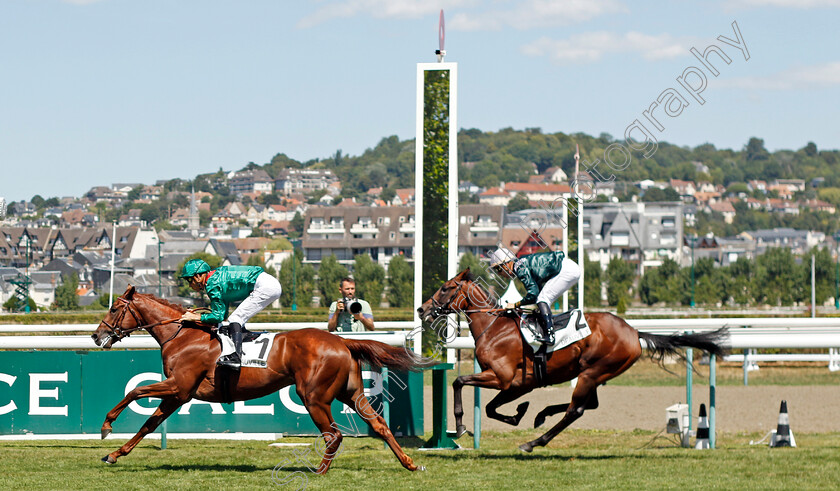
[217,353,241,370]
[534,331,554,345]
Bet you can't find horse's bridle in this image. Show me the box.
[99,296,183,346]
[430,279,508,317]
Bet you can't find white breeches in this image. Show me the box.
[536,259,582,305]
[228,272,282,325]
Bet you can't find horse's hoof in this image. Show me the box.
[519,443,533,453]
[455,425,467,438]
[101,428,112,439]
[512,401,530,424]
[534,415,546,428]
[101,455,116,465]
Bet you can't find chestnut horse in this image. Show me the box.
[92,286,430,473]
[417,269,727,453]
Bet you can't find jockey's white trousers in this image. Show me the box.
[536,259,582,305]
[228,272,282,326]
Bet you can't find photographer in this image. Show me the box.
[327,277,375,332]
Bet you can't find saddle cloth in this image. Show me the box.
[218,331,276,368]
[520,309,592,353]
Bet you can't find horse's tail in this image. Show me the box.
[341,339,438,372]
[638,328,728,365]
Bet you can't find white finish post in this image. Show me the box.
[415,62,458,364]
[413,67,424,332]
[447,64,458,365]
[575,148,584,311]
[562,196,569,311]
[108,222,116,308]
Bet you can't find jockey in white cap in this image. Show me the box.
[489,247,582,344]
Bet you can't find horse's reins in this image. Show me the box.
[431,280,517,343]
[101,297,184,346]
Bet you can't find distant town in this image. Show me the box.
[1,164,835,312]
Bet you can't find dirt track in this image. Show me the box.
[425,384,840,434]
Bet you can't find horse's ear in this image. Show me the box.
[124,285,135,300]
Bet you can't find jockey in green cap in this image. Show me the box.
[179,259,282,370]
[488,247,581,345]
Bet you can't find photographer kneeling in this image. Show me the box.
[327,277,375,332]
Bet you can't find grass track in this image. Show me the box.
[1,430,838,490]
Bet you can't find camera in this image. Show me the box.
[342,297,363,315]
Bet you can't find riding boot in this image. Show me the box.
[217,322,243,370]
[535,302,555,345]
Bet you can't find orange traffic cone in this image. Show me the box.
[694,403,710,449]
[769,400,796,447]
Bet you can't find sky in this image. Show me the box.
[2,0,839,203]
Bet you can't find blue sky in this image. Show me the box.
[2,0,839,202]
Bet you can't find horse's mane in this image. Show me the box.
[138,293,188,314]
[463,271,495,303]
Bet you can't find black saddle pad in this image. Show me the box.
[525,309,575,333]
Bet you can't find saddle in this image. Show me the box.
[519,308,592,354]
[519,308,591,386]
[215,326,275,369]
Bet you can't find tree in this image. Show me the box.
[289,212,304,238]
[458,252,496,291]
[387,255,414,308]
[755,247,800,306]
[353,254,385,308]
[642,187,680,202]
[245,253,276,277]
[606,257,634,306]
[745,137,769,162]
[380,187,396,203]
[127,186,143,201]
[317,255,349,307]
[31,195,45,208]
[639,258,681,306]
[278,249,315,308]
[506,193,530,213]
[4,296,36,312]
[53,273,80,310]
[583,257,602,307]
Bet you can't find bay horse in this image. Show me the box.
[91,285,431,473]
[417,269,727,453]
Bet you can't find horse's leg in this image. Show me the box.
[102,397,184,464]
[519,375,599,453]
[338,390,420,472]
[300,400,343,475]
[452,370,504,437]
[101,378,181,438]
[485,385,533,427]
[534,392,599,428]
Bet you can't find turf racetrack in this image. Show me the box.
[2,360,838,489]
[1,430,838,490]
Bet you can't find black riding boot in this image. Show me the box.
[535,302,555,344]
[217,322,243,370]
